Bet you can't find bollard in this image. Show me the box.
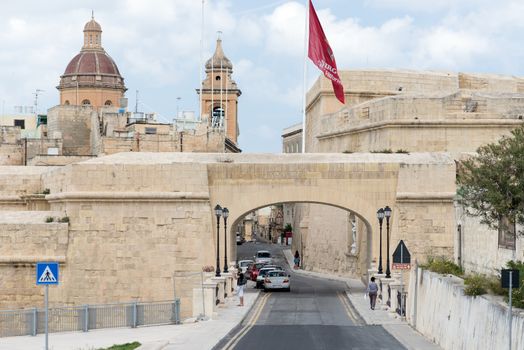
[83,305,89,332]
[32,308,37,336]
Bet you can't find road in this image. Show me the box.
[215,239,406,350]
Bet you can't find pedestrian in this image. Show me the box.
[293,250,300,269]
[367,276,378,310]
[236,270,247,306]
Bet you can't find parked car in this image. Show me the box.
[254,250,272,264]
[264,270,291,292]
[256,267,278,288]
[249,262,267,281]
[238,259,254,274]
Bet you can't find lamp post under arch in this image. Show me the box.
[222,207,229,273]
[214,204,222,277]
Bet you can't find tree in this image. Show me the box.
[457,126,524,233]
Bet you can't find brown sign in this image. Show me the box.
[392,263,411,270]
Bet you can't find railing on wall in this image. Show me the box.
[0,299,180,338]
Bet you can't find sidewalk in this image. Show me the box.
[0,287,260,350]
[282,248,441,350]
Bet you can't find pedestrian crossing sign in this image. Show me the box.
[36,262,59,285]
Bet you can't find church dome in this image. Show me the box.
[84,19,101,32]
[57,15,126,100]
[205,38,233,70]
[63,51,121,77]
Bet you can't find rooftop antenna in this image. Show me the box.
[135,90,139,113]
[91,10,94,20]
[33,89,44,114]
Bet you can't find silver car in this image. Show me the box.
[263,270,291,292]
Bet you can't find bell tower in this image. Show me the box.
[199,37,241,144]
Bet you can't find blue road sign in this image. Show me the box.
[36,262,59,285]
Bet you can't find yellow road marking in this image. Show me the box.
[338,291,359,324]
[221,293,271,350]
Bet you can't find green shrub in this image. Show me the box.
[421,256,463,276]
[45,216,54,223]
[342,150,353,154]
[464,274,488,296]
[487,276,506,296]
[99,342,141,350]
[59,216,70,223]
[371,149,393,153]
[396,149,409,154]
[42,188,50,195]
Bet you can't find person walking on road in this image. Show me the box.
[294,250,300,269]
[236,271,247,306]
[367,276,378,310]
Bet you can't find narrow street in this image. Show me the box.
[215,241,405,350]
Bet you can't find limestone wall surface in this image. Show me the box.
[0,211,67,309]
[455,203,524,275]
[47,106,94,156]
[408,268,524,350]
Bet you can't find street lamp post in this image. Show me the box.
[214,204,222,277]
[384,206,392,278]
[377,208,384,274]
[222,207,229,273]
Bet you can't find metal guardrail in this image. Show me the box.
[0,299,180,338]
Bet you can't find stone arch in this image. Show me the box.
[104,100,113,106]
[82,99,91,106]
[225,199,374,278]
[64,100,70,105]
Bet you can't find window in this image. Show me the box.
[14,119,25,129]
[104,100,113,106]
[498,216,516,250]
[145,127,157,135]
[216,75,221,81]
[82,99,91,106]
[64,100,70,105]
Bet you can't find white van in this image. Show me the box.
[254,250,272,264]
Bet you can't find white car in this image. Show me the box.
[256,267,277,288]
[238,259,254,274]
[263,270,291,292]
[254,250,272,265]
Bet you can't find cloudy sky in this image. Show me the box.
[1,0,524,152]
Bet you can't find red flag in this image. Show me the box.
[307,0,345,104]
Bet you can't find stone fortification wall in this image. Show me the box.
[408,268,524,350]
[0,211,67,309]
[0,166,53,210]
[300,204,362,278]
[27,155,93,166]
[38,156,215,317]
[47,105,94,156]
[316,91,524,153]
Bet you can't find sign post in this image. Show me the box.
[501,269,519,350]
[392,240,411,318]
[36,262,59,350]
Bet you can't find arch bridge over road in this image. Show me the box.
[0,152,456,317]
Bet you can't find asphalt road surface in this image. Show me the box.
[214,238,406,350]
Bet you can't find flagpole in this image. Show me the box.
[301,0,309,154]
[199,0,204,121]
